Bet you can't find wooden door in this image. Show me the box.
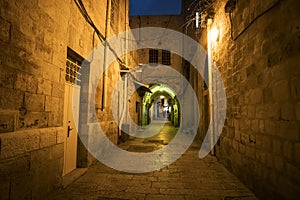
[63,84,80,175]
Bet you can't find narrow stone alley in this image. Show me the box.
[0,0,299,199]
[52,122,256,200]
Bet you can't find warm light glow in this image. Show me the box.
[210,26,219,41]
[195,12,199,28]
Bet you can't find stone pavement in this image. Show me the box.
[52,121,257,200]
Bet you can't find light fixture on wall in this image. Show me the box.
[195,12,200,28]
[210,26,219,42]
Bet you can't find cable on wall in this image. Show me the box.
[229,0,280,41]
[73,0,128,69]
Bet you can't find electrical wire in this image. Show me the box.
[229,0,280,41]
[73,0,127,68]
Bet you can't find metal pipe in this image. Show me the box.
[102,0,110,110]
[207,19,215,155]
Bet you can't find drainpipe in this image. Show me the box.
[119,0,129,137]
[102,0,110,110]
[207,19,215,155]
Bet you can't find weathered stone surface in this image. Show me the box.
[0,65,16,89]
[205,0,300,198]
[0,154,30,179]
[0,16,11,43]
[15,72,38,93]
[0,88,23,110]
[17,112,49,130]
[25,93,45,112]
[10,174,33,200]
[56,127,65,144]
[0,129,40,159]
[37,77,52,96]
[0,113,16,133]
[39,127,56,148]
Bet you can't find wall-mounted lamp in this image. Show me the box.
[195,12,200,28]
[210,26,219,42]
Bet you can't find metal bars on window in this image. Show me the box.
[162,50,171,65]
[149,49,159,64]
[65,59,81,85]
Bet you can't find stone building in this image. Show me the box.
[0,0,299,199]
[0,0,138,199]
[184,0,300,199]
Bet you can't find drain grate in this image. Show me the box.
[127,145,154,152]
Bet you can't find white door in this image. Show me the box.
[63,83,80,175]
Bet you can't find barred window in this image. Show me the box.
[65,48,83,85]
[162,50,171,65]
[66,59,81,85]
[149,49,159,64]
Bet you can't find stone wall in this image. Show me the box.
[129,15,184,72]
[196,0,300,198]
[0,0,130,198]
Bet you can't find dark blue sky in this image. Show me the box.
[130,0,182,16]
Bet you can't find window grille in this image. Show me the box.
[149,49,159,64]
[65,59,81,85]
[162,50,171,65]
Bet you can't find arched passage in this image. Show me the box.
[142,84,180,127]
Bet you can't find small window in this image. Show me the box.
[66,48,83,85]
[149,49,158,64]
[162,50,171,65]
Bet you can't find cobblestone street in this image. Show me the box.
[52,122,257,200]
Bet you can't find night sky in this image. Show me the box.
[129,0,182,16]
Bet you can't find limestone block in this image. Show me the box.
[37,77,52,96]
[0,154,30,179]
[258,120,265,133]
[39,127,56,148]
[51,82,64,99]
[10,174,33,200]
[48,99,63,127]
[0,112,16,133]
[42,64,61,83]
[51,143,64,160]
[278,121,299,141]
[56,127,65,144]
[256,134,272,152]
[15,71,38,93]
[0,88,23,110]
[30,147,52,170]
[0,65,16,89]
[25,93,45,112]
[272,79,290,102]
[255,105,267,119]
[17,112,49,130]
[45,96,60,112]
[265,120,278,136]
[280,103,296,121]
[0,129,40,159]
[266,103,280,120]
[0,16,11,43]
